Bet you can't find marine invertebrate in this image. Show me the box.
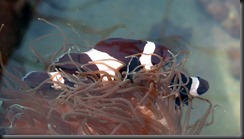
[0,20,215,135]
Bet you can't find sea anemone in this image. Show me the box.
[0,20,216,135]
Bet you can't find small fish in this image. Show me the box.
[23,38,209,105]
[170,73,209,106]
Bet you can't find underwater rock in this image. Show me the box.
[149,19,192,42]
[0,0,33,57]
[0,0,33,84]
[227,47,240,80]
[199,0,240,39]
